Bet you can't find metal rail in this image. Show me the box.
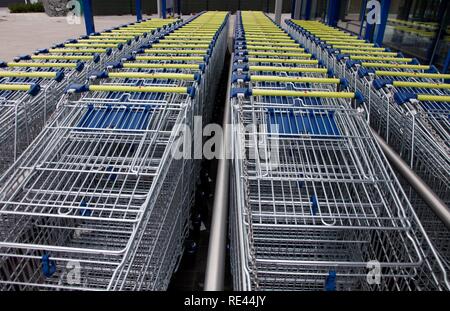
[203,48,233,292]
[372,129,450,229]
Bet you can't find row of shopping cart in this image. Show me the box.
[286,19,450,281]
[0,11,229,290]
[0,17,180,180]
[228,11,449,291]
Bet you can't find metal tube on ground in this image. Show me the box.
[203,55,233,291]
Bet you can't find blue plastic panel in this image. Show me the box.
[78,104,152,130]
[267,108,340,136]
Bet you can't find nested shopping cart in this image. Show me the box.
[228,11,449,291]
[0,60,86,175]
[117,11,229,181]
[26,18,181,80]
[0,83,42,174]
[0,11,229,291]
[0,18,182,181]
[132,12,229,124]
[287,19,450,282]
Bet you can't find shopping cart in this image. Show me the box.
[228,11,449,291]
[25,18,181,80]
[0,19,182,181]
[0,11,229,291]
[0,83,41,174]
[118,11,229,181]
[287,19,450,282]
[133,12,229,123]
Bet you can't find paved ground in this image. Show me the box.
[0,8,156,61]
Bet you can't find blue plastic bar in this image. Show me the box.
[136,0,142,21]
[81,0,95,35]
[374,0,390,45]
[304,0,311,20]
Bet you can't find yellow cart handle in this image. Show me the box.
[333,46,386,51]
[246,46,304,52]
[0,71,56,79]
[350,56,413,62]
[158,39,212,44]
[245,38,295,43]
[79,39,127,44]
[417,94,450,102]
[250,89,355,98]
[361,63,430,70]
[0,83,32,91]
[123,63,200,70]
[31,55,93,61]
[88,84,191,94]
[110,31,145,35]
[0,83,40,95]
[393,81,450,89]
[64,43,118,48]
[49,48,107,54]
[98,35,136,39]
[341,50,398,56]
[7,62,78,68]
[135,56,204,61]
[375,71,450,79]
[246,42,300,47]
[144,49,207,55]
[247,51,312,58]
[108,72,196,81]
[248,66,327,73]
[248,58,319,65]
[326,41,375,46]
[250,76,340,84]
[153,44,210,49]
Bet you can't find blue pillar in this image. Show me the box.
[364,0,377,42]
[443,50,450,74]
[161,0,167,19]
[374,0,390,45]
[427,0,449,65]
[359,0,367,37]
[81,0,95,35]
[291,0,296,19]
[365,21,375,42]
[304,0,311,20]
[327,0,340,27]
[177,0,181,16]
[136,0,142,21]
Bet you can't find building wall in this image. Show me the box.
[0,0,26,7]
[344,0,404,15]
[87,0,292,16]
